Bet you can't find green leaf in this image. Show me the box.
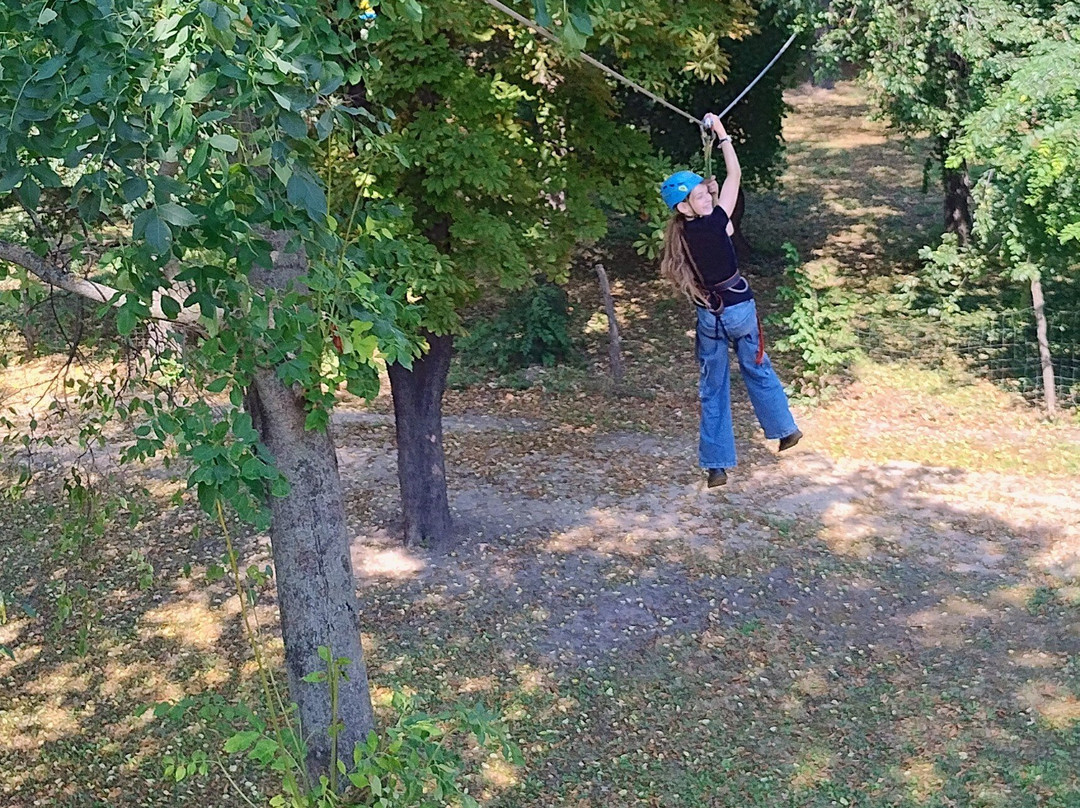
[35,55,64,81]
[269,88,294,111]
[315,109,335,141]
[18,179,40,210]
[116,305,138,337]
[121,177,149,202]
[185,71,218,103]
[209,133,239,152]
[0,168,26,194]
[157,202,199,227]
[29,163,61,188]
[560,22,587,52]
[160,296,181,320]
[532,0,552,29]
[145,213,172,255]
[567,0,592,36]
[278,111,308,139]
[286,171,327,222]
[224,730,261,754]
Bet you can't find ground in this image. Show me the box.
[2,83,1080,807]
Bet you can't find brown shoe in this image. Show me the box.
[707,468,728,487]
[778,429,803,452]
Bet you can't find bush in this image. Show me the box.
[773,243,859,396]
[148,649,519,808]
[456,284,576,373]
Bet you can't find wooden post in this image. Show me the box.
[594,262,624,384]
[1030,274,1058,419]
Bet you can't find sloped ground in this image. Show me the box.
[2,83,1080,807]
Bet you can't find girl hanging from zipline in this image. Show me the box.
[660,113,802,488]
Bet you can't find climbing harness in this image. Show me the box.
[479,0,797,167]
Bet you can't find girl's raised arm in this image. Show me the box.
[703,113,741,234]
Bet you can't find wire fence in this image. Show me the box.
[853,308,1080,411]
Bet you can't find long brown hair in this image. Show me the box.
[660,214,708,307]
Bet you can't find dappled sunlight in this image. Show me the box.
[1013,651,1069,670]
[99,656,189,705]
[790,746,835,790]
[543,508,661,556]
[4,78,1080,807]
[899,758,945,804]
[1029,538,1080,580]
[139,590,234,651]
[3,661,90,751]
[1016,680,1080,729]
[512,664,551,696]
[905,595,996,648]
[352,542,427,580]
[0,622,25,655]
[457,674,495,694]
[791,669,830,699]
[478,754,520,794]
[0,354,94,417]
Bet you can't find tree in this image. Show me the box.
[819,0,1065,243]
[340,0,758,547]
[0,0,427,777]
[936,10,1080,416]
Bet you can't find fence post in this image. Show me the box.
[593,261,624,384]
[1030,275,1058,419]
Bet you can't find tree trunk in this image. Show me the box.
[940,138,973,245]
[387,332,454,550]
[245,369,375,778]
[1030,275,1058,420]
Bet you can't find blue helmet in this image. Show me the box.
[660,170,704,210]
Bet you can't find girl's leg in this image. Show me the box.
[696,307,737,468]
[723,301,799,440]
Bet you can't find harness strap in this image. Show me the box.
[710,270,746,293]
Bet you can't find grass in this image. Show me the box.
[3,81,1080,808]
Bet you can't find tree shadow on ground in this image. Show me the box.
[340,414,1080,806]
[0,462,271,806]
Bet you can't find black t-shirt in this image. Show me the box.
[683,207,753,308]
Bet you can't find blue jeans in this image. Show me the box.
[696,300,798,469]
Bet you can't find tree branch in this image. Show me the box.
[0,240,205,329]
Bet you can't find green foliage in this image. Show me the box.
[951,25,1080,284]
[773,243,859,395]
[0,0,420,522]
[149,654,519,808]
[457,285,576,373]
[328,0,757,340]
[907,6,1080,329]
[617,4,805,192]
[819,0,1071,208]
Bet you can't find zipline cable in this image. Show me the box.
[480,0,704,125]
[717,32,798,119]
[479,0,798,129]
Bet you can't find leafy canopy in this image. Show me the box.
[0,0,422,521]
